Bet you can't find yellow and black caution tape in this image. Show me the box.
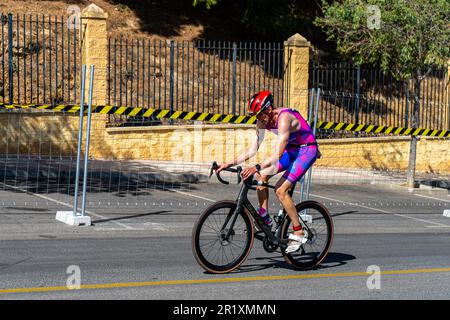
[316,121,450,138]
[1,103,449,138]
[0,103,258,125]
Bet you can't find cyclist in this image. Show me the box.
[216,90,320,253]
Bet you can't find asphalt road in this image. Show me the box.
[0,181,449,299]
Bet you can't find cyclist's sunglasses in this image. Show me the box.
[249,105,271,117]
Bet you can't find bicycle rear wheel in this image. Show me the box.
[281,200,333,270]
[192,200,254,274]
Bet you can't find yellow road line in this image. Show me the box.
[1,267,450,295]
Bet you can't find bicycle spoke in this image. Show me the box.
[201,238,220,255]
[200,232,220,237]
[230,243,241,256]
[203,240,220,260]
[210,211,222,231]
[199,238,220,248]
[202,223,219,233]
[229,239,245,252]
[208,240,221,264]
[222,244,230,264]
[220,244,225,266]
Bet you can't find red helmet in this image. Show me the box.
[247,91,273,116]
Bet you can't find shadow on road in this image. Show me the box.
[202,252,356,274]
[92,210,172,224]
[317,252,357,269]
[0,157,206,199]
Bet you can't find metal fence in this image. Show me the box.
[0,13,81,105]
[1,103,447,213]
[1,11,448,132]
[107,38,286,125]
[309,61,449,130]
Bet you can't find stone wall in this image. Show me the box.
[1,112,448,174]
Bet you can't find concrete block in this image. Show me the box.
[56,211,92,226]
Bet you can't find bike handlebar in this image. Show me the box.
[210,161,274,190]
[210,161,242,185]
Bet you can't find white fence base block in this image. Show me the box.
[56,211,92,226]
[443,210,450,218]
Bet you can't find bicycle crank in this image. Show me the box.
[262,236,279,253]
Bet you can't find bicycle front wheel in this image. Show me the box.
[192,200,254,274]
[281,200,334,270]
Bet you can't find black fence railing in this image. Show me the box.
[1,12,447,132]
[309,61,449,130]
[107,38,286,126]
[0,13,81,106]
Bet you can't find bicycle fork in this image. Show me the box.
[220,197,272,244]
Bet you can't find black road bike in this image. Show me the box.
[192,162,334,274]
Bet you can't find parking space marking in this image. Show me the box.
[165,188,215,203]
[165,186,450,228]
[414,194,450,203]
[163,187,450,228]
[425,226,450,228]
[304,192,450,228]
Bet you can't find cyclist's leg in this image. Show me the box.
[254,150,291,216]
[275,178,301,232]
[275,146,318,236]
[255,172,269,212]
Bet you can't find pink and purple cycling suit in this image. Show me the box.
[264,108,318,184]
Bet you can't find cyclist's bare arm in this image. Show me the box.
[258,113,290,171]
[216,121,265,172]
[240,115,290,180]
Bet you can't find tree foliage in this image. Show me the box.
[315,0,449,187]
[314,0,450,81]
[193,0,219,10]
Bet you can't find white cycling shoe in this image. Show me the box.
[285,231,308,254]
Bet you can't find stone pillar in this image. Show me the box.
[81,4,108,106]
[283,34,311,118]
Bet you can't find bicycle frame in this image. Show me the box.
[220,176,309,249]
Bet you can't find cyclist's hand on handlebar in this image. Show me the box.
[216,163,232,173]
[241,166,258,181]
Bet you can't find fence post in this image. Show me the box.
[305,88,321,201]
[81,4,108,106]
[81,65,95,217]
[300,88,316,202]
[169,40,175,124]
[73,65,87,217]
[355,64,360,125]
[283,33,311,117]
[7,13,13,104]
[55,65,91,226]
[232,42,237,114]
